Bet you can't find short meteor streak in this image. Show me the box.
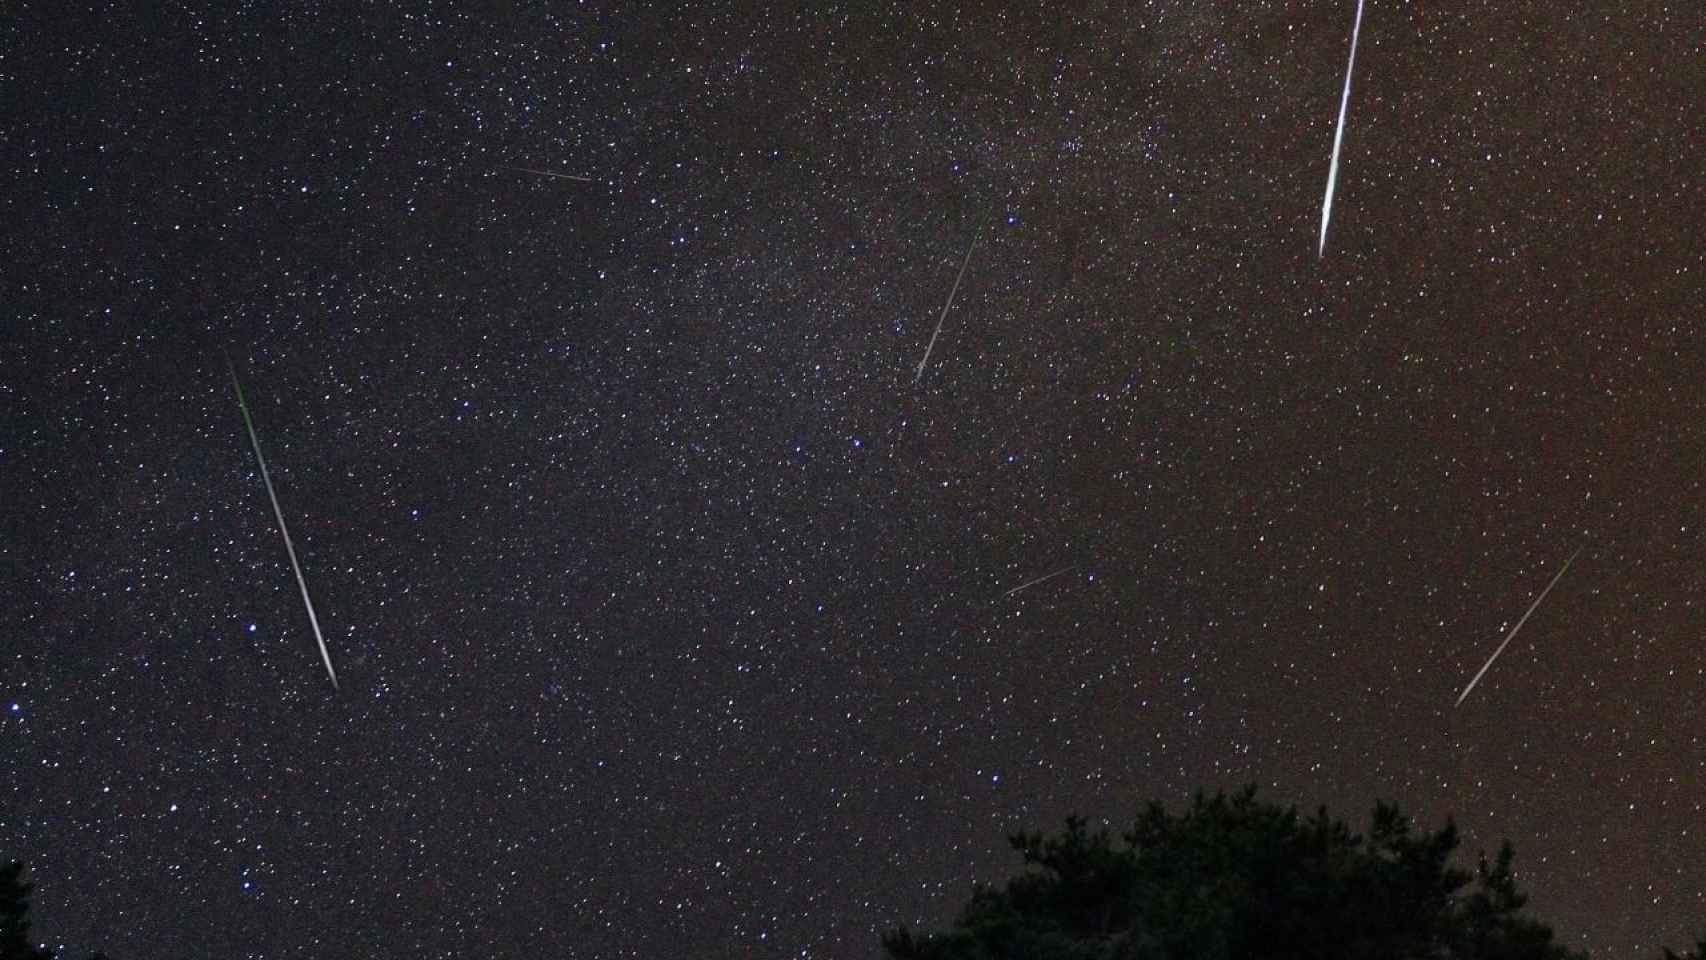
[229,360,340,691]
[502,165,595,182]
[914,232,980,383]
[1454,546,1582,708]
[1317,0,1366,258]
[1003,565,1076,598]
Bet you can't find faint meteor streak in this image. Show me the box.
[1454,546,1582,708]
[914,232,980,383]
[1003,565,1076,598]
[1317,0,1366,258]
[228,360,340,691]
[503,165,595,182]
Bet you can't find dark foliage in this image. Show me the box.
[881,785,1604,960]
[0,861,109,960]
[1,861,54,960]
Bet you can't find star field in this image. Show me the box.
[3,3,1703,958]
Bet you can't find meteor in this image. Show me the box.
[228,359,340,691]
[1454,546,1582,708]
[502,165,595,182]
[914,232,980,384]
[1317,0,1366,258]
[1002,565,1077,598]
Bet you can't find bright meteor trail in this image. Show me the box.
[1002,565,1077,598]
[1454,546,1582,708]
[1317,0,1365,258]
[502,165,595,182]
[229,360,340,691]
[915,232,980,384]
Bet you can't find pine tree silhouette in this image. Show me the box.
[0,861,55,960]
[882,785,1589,960]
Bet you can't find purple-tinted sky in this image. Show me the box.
[4,3,1703,958]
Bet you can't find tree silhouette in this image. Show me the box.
[1,861,54,960]
[882,785,1590,960]
[0,860,114,960]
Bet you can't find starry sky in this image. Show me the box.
[3,3,1703,958]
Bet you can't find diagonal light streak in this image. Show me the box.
[502,165,595,182]
[1318,0,1366,258]
[1002,565,1077,598]
[229,359,340,691]
[915,232,980,383]
[1455,546,1582,708]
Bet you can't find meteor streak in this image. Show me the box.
[1317,0,1365,258]
[1454,546,1582,708]
[229,359,340,691]
[914,232,980,383]
[503,165,595,182]
[1003,565,1076,598]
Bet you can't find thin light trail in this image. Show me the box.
[502,165,595,182]
[229,360,340,691]
[1454,546,1583,708]
[1317,0,1366,258]
[914,232,980,384]
[1002,565,1076,598]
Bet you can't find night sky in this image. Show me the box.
[4,3,1703,958]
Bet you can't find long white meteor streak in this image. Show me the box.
[914,232,980,383]
[503,165,595,182]
[1317,0,1366,258]
[1454,546,1582,708]
[1003,565,1077,598]
[229,361,340,691]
